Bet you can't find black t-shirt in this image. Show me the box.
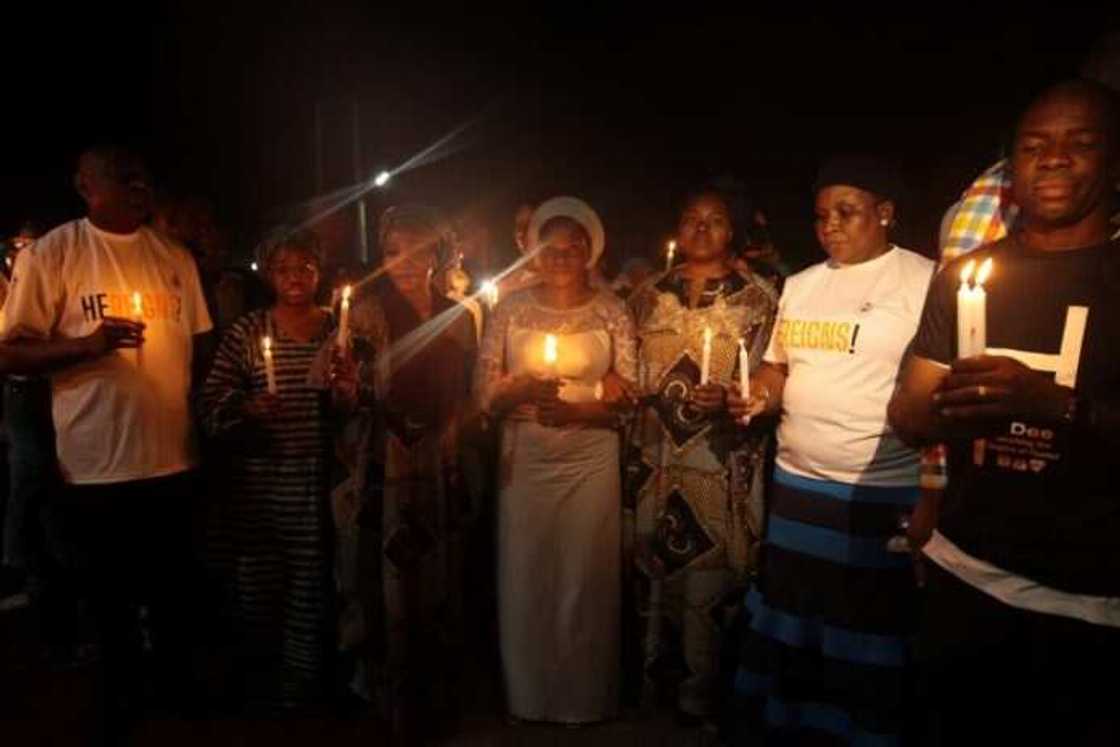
[913,237,1120,596]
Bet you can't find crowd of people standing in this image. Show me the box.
[0,77,1118,747]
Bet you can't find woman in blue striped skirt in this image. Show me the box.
[201,230,352,711]
[728,156,935,744]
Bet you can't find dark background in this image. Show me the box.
[4,5,1118,271]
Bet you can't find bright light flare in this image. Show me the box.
[374,171,391,187]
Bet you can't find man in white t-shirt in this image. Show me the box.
[0,145,214,734]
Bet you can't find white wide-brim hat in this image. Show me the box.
[527,196,605,269]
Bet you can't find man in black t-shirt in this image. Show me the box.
[890,80,1120,745]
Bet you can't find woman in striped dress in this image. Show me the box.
[728,156,934,744]
[201,230,349,711]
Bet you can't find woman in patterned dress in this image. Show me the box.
[625,187,778,721]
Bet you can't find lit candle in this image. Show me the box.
[481,280,499,310]
[132,291,144,367]
[666,240,676,272]
[956,258,992,358]
[700,326,713,385]
[338,285,352,349]
[262,336,278,395]
[544,333,559,378]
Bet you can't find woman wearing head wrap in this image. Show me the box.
[338,205,478,744]
[624,185,778,722]
[726,156,934,744]
[200,229,352,710]
[475,196,637,725]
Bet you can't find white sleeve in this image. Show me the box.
[0,245,61,342]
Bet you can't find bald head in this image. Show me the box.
[1010,79,1120,237]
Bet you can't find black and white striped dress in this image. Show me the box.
[201,308,335,709]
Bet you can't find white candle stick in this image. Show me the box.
[738,337,751,425]
[700,326,713,385]
[338,285,352,350]
[666,240,676,272]
[956,258,992,359]
[262,336,278,395]
[132,291,144,367]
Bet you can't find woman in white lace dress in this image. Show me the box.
[475,197,638,724]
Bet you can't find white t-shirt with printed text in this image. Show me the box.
[0,218,213,485]
[765,246,934,486]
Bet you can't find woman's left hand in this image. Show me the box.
[691,383,727,413]
[537,398,577,428]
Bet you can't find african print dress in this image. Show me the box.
[626,266,777,717]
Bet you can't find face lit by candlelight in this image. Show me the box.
[814,185,893,265]
[536,217,591,290]
[1011,82,1119,230]
[268,246,321,308]
[679,193,733,264]
[382,227,438,294]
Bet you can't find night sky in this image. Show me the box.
[4,6,1118,270]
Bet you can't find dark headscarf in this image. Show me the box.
[814,154,902,203]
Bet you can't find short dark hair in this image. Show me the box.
[1014,78,1120,156]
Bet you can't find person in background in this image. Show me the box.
[728,155,934,744]
[0,145,213,742]
[477,196,636,726]
[889,79,1120,746]
[611,257,655,299]
[624,185,777,723]
[344,205,477,745]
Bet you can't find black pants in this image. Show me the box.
[57,472,200,727]
[918,562,1119,746]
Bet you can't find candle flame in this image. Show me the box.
[544,334,558,365]
[976,257,993,286]
[342,284,352,303]
[132,291,143,317]
[703,326,713,344]
[959,259,976,284]
[262,336,272,353]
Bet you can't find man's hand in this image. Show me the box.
[81,316,145,357]
[934,355,1072,424]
